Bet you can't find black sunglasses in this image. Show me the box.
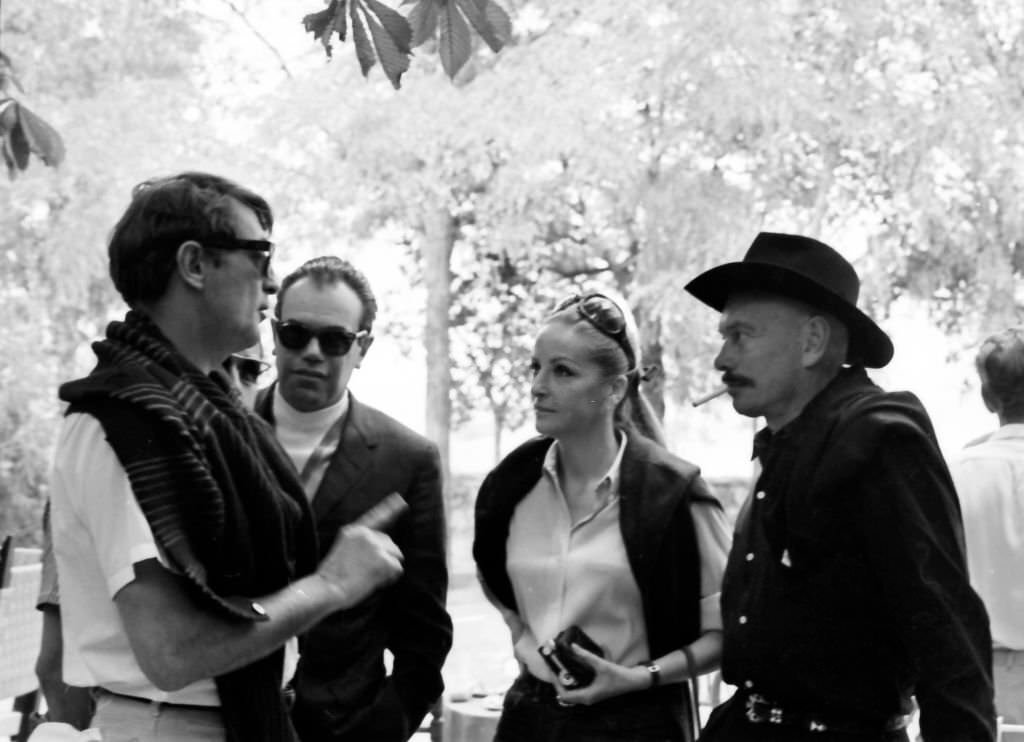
[224,355,270,385]
[202,237,275,277]
[555,292,636,370]
[273,319,368,357]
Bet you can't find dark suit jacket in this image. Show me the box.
[256,386,453,742]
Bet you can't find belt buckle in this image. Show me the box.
[745,693,783,725]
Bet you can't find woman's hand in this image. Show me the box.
[554,643,651,706]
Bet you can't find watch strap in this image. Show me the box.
[644,661,661,687]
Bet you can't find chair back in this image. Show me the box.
[999,718,1024,742]
[0,543,45,740]
[0,550,44,701]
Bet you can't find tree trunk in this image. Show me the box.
[639,316,665,421]
[492,409,504,466]
[423,206,455,495]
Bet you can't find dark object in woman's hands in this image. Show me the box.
[538,625,604,689]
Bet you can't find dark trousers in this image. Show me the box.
[494,674,692,742]
[699,695,910,742]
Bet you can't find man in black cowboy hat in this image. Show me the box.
[686,233,995,741]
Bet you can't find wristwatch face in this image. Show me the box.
[646,662,661,684]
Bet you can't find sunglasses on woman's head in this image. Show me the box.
[555,293,636,370]
[202,236,275,278]
[273,319,368,357]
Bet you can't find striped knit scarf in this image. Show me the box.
[60,310,317,742]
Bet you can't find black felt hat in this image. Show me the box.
[685,232,893,368]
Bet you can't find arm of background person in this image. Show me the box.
[35,606,95,729]
[347,440,454,740]
[34,499,95,728]
[859,424,996,742]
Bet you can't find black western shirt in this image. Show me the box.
[720,367,995,741]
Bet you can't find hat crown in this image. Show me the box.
[745,232,859,305]
[683,231,894,367]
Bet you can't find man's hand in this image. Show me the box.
[316,495,406,609]
[114,494,407,691]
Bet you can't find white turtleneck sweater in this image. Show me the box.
[272,386,349,501]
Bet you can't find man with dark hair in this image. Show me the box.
[951,327,1024,729]
[49,173,404,742]
[685,233,995,741]
[256,255,452,741]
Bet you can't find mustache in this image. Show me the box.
[722,373,754,387]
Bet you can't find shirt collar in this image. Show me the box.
[751,426,774,461]
[751,366,873,461]
[988,423,1024,441]
[542,432,629,496]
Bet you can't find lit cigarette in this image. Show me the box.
[691,385,729,407]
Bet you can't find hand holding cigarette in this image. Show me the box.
[354,492,408,531]
[318,493,408,609]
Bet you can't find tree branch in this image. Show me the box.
[216,0,294,80]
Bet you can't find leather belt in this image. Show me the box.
[97,688,220,713]
[743,692,909,735]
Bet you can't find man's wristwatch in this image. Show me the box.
[644,662,661,688]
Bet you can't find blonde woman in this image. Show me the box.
[474,292,730,742]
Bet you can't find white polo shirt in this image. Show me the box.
[51,412,297,705]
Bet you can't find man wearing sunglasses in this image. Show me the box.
[255,256,452,742]
[222,342,271,409]
[48,173,405,742]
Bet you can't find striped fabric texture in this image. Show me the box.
[60,310,317,742]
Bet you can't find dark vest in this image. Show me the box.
[473,434,718,658]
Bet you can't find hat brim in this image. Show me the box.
[685,262,894,368]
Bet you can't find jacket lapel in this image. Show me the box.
[311,395,375,523]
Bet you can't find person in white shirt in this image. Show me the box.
[50,172,404,742]
[474,290,730,742]
[951,326,1024,727]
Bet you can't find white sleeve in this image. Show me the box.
[52,412,162,598]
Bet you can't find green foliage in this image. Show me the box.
[0,0,293,542]
[3,1,203,96]
[449,247,566,437]
[0,97,65,179]
[3,0,1024,538]
[0,54,65,178]
[302,0,511,87]
[286,0,1022,440]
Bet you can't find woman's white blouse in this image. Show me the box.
[505,435,731,682]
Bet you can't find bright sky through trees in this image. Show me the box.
[1,0,1022,543]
